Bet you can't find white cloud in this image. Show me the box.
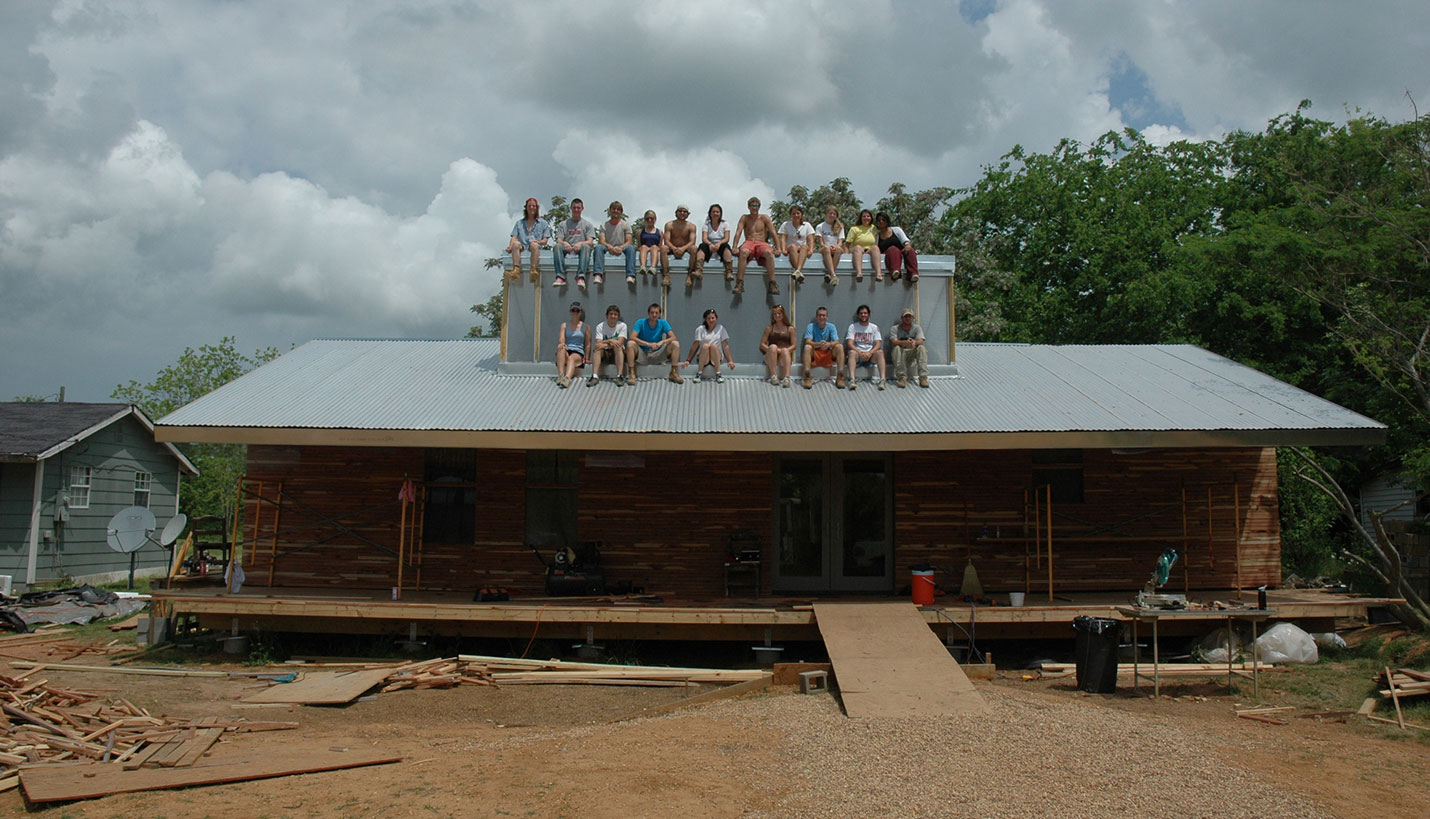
[2,0,1428,400]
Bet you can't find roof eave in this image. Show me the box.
[153,425,1387,452]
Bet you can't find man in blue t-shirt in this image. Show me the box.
[626,302,685,385]
[801,305,846,389]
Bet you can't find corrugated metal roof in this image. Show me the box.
[153,338,1384,448]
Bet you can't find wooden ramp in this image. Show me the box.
[813,601,988,718]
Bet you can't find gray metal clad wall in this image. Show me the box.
[514,259,954,365]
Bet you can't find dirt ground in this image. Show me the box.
[3,658,1427,818]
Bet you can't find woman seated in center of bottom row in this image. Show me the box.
[685,309,736,382]
[761,304,796,387]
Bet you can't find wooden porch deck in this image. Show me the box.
[150,585,1397,642]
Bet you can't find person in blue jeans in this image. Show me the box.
[593,200,637,285]
[552,198,597,289]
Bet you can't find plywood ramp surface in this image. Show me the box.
[813,601,988,718]
[240,668,394,704]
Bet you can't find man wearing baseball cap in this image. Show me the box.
[889,307,930,388]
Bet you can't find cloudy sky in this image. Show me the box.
[2,0,1426,403]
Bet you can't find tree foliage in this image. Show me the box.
[943,106,1429,608]
[112,337,279,523]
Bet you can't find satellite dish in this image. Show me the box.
[159,513,188,547]
[106,506,156,554]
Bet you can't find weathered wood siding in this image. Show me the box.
[893,447,1280,593]
[243,446,771,596]
[244,445,1278,595]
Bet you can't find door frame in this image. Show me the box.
[771,453,894,593]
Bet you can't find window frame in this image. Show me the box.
[133,470,153,509]
[68,465,92,509]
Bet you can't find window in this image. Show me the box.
[423,449,477,544]
[525,451,579,550]
[68,465,92,509]
[133,471,153,508]
[1032,449,1084,504]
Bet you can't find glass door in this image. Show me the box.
[773,455,893,592]
[775,458,827,591]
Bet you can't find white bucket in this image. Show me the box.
[1008,592,1025,607]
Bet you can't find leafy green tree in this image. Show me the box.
[468,258,506,338]
[942,130,1226,345]
[113,337,279,522]
[874,182,955,252]
[771,177,863,227]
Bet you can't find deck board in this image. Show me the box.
[813,601,988,718]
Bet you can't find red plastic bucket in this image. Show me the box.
[911,569,935,606]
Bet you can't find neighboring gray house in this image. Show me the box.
[0,403,197,590]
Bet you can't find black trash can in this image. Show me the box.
[1072,616,1121,693]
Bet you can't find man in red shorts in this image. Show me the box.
[801,305,846,389]
[732,196,779,296]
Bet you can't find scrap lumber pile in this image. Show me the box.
[1377,667,1430,700]
[0,672,296,791]
[1366,666,1430,731]
[0,630,129,663]
[1035,661,1279,680]
[245,655,766,704]
[458,654,769,686]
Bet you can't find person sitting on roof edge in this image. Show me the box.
[777,205,815,285]
[506,197,551,283]
[664,205,699,289]
[889,307,929,388]
[732,196,779,296]
[697,203,734,282]
[846,304,886,390]
[875,211,919,283]
[588,304,629,387]
[626,302,684,384]
[594,201,636,286]
[555,302,591,388]
[553,198,597,290]
[685,308,735,383]
[802,305,846,389]
[636,211,665,283]
[816,205,845,286]
[761,304,796,388]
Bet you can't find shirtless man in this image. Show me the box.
[663,205,699,289]
[731,196,779,296]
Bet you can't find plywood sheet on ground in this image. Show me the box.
[20,748,402,803]
[813,601,988,718]
[240,668,394,704]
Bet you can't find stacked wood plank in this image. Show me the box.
[0,672,296,791]
[457,655,768,686]
[1377,667,1430,700]
[241,655,765,705]
[1035,661,1279,680]
[0,630,131,664]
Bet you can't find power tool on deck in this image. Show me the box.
[1134,547,1186,609]
[529,541,606,596]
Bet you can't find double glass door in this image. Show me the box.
[774,455,893,592]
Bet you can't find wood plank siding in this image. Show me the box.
[241,445,1278,596]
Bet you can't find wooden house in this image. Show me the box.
[151,261,1389,640]
[1,403,197,590]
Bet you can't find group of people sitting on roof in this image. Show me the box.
[554,301,930,391]
[507,196,921,297]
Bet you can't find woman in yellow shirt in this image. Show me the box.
[845,209,883,282]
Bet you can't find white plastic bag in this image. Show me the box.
[1197,627,1244,663]
[1312,632,1348,650]
[1254,622,1319,664]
